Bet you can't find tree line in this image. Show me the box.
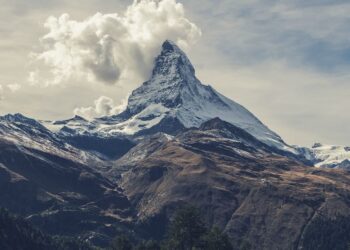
[0,205,235,250]
[109,206,233,250]
[0,207,91,250]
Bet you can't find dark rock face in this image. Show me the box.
[151,40,195,77]
[64,135,135,159]
[135,116,185,136]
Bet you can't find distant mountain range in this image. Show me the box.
[0,40,350,249]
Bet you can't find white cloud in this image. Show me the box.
[30,0,201,86]
[74,95,127,120]
[7,83,21,92]
[0,83,22,100]
[27,71,40,86]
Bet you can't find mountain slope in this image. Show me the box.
[2,113,350,248]
[0,114,134,247]
[111,118,350,249]
[0,114,103,166]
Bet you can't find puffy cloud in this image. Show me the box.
[74,95,127,120]
[30,0,201,86]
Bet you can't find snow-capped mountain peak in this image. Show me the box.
[39,40,295,153]
[297,143,350,170]
[126,40,197,115]
[122,40,294,152]
[152,40,195,78]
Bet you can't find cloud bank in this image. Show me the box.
[30,0,201,86]
[74,95,127,120]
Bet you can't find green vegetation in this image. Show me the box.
[110,206,233,250]
[0,208,93,250]
[0,205,233,250]
[201,227,233,250]
[135,240,161,250]
[110,235,133,250]
[301,215,350,250]
[165,205,207,249]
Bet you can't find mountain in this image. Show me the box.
[40,115,135,159]
[1,40,350,249]
[42,40,296,154]
[0,114,134,247]
[0,113,107,168]
[297,143,350,170]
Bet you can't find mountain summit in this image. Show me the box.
[44,40,294,152]
[125,40,293,150]
[126,40,196,115]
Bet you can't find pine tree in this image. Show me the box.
[165,205,207,250]
[135,240,161,250]
[201,227,233,250]
[110,235,133,250]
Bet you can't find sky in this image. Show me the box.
[0,0,349,146]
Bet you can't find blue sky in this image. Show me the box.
[0,0,349,146]
[183,0,350,146]
[185,0,350,69]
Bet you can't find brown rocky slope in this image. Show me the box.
[113,118,350,249]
